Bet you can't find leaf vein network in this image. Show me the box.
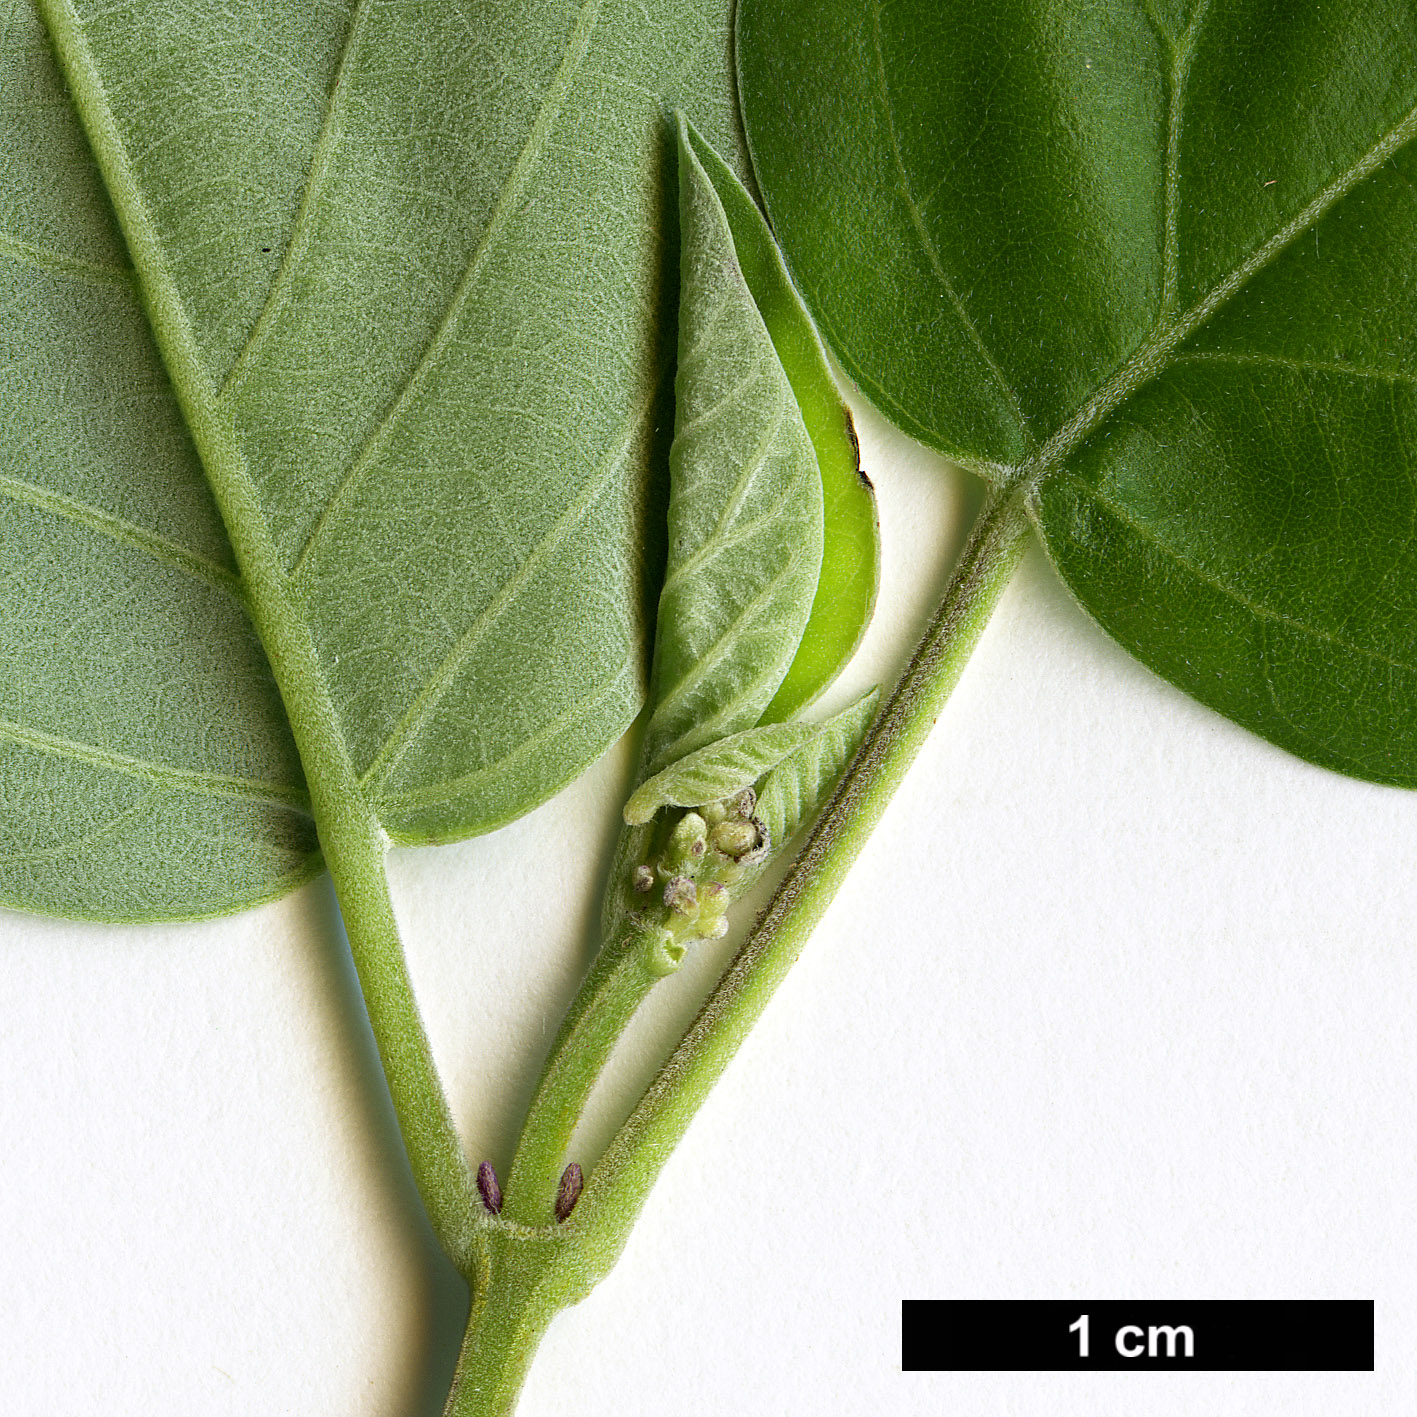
[867,0,1037,448]
[286,0,607,577]
[358,379,646,789]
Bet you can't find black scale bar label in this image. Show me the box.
[902,1300,1373,1371]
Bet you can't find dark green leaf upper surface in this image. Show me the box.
[1,4,316,919]
[740,0,1417,784]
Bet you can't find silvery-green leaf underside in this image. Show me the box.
[3,0,742,919]
[624,718,818,824]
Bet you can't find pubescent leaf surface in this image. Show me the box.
[29,0,743,882]
[740,0,1417,785]
[13,0,742,918]
[640,119,824,776]
[624,719,818,824]
[1,5,317,920]
[680,124,878,726]
[755,689,876,849]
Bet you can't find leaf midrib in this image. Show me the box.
[36,0,381,834]
[37,0,622,821]
[1012,91,1417,500]
[0,716,312,813]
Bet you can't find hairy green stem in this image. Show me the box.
[450,489,1028,1417]
[36,0,478,1274]
[493,486,1030,1323]
[441,1230,569,1417]
[503,941,654,1225]
[316,795,479,1273]
[44,1,1032,1384]
[42,3,1034,1410]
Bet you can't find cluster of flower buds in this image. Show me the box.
[629,788,770,975]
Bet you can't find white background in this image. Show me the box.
[1,387,1412,1416]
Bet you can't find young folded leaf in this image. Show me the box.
[740,0,1417,786]
[678,124,879,725]
[641,118,827,776]
[630,689,881,964]
[624,719,819,824]
[605,122,878,954]
[624,688,878,830]
[755,689,878,849]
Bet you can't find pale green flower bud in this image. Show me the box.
[663,875,697,915]
[710,818,759,859]
[666,811,708,872]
